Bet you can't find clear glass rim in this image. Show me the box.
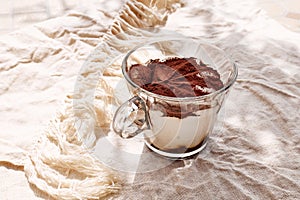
[122,37,238,102]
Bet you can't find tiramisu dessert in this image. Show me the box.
[128,57,224,154]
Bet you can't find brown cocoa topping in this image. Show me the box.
[128,57,224,118]
[128,57,223,97]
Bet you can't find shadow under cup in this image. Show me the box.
[113,38,237,158]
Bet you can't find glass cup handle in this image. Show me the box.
[112,96,150,139]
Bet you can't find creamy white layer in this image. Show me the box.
[145,107,217,151]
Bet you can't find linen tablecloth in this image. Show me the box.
[1,0,299,199]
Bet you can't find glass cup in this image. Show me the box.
[112,37,237,158]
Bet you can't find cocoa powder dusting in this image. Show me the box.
[128,57,224,118]
[128,57,223,97]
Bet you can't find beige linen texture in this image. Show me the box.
[1,0,300,199]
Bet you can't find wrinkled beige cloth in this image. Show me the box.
[1,0,300,199]
[0,1,122,199]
